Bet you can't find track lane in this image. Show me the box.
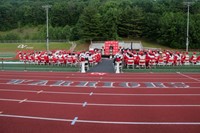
[0,71,200,82]
[1,117,199,133]
[0,71,200,133]
[1,100,200,122]
[1,91,200,105]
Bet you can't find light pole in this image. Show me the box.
[42,5,51,51]
[184,2,194,52]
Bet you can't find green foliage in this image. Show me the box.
[77,5,102,40]
[159,12,186,48]
[0,32,20,40]
[118,5,144,38]
[0,0,200,49]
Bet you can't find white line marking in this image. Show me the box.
[76,120,200,125]
[0,72,199,81]
[82,102,87,107]
[19,99,27,103]
[89,92,93,96]
[1,89,200,96]
[0,98,82,106]
[37,90,43,94]
[0,89,89,95]
[71,117,78,125]
[94,93,200,96]
[177,72,200,82]
[1,98,200,107]
[0,111,3,114]
[0,89,38,93]
[0,114,200,125]
[27,100,82,106]
[88,103,200,107]
[0,98,21,102]
[0,114,72,122]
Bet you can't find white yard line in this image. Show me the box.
[89,92,93,96]
[82,102,87,107]
[19,99,27,103]
[0,114,200,125]
[71,117,78,125]
[177,72,200,82]
[37,90,43,94]
[1,89,200,96]
[1,98,200,107]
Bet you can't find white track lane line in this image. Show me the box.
[82,102,87,107]
[19,99,27,103]
[0,114,200,125]
[71,117,78,125]
[37,90,43,94]
[177,72,200,82]
[1,88,200,96]
[1,98,200,107]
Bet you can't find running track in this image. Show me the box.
[0,71,200,133]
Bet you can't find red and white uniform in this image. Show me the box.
[138,53,146,66]
[190,53,197,64]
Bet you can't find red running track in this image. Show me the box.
[0,71,200,133]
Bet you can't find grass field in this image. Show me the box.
[74,41,90,51]
[0,63,80,72]
[0,42,72,58]
[0,42,71,52]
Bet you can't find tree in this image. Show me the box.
[159,12,186,48]
[189,14,200,49]
[118,5,144,38]
[100,1,120,40]
[77,5,102,41]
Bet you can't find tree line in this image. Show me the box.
[0,0,200,49]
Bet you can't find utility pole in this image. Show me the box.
[42,5,51,52]
[183,1,194,52]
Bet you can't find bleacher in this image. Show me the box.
[89,41,143,55]
[89,41,104,50]
[119,41,143,50]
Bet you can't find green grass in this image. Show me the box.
[122,38,172,50]
[74,41,90,51]
[141,40,173,50]
[0,63,80,72]
[0,42,71,52]
[0,42,72,58]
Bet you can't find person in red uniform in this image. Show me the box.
[197,55,200,64]
[190,52,197,64]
